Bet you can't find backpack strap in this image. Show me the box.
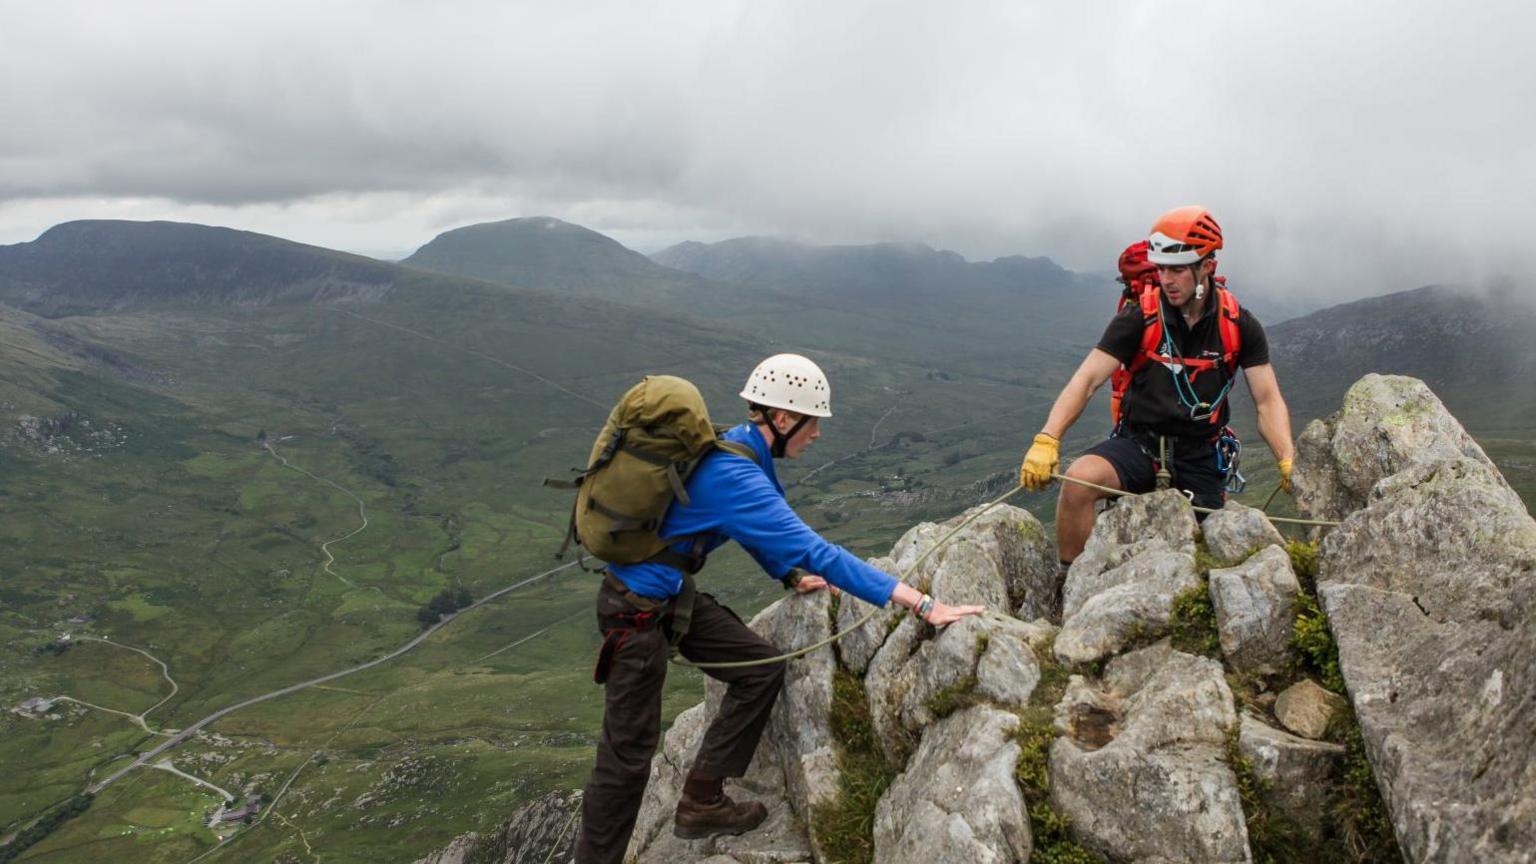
[1215,286,1243,374]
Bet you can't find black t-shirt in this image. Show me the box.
[1096,288,1270,440]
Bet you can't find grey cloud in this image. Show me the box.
[1,0,1532,304]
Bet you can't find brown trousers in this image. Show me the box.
[574,579,786,864]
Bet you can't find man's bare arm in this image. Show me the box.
[1041,349,1122,439]
[1245,363,1294,462]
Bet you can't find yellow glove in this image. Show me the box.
[1020,433,1060,491]
[1278,457,1294,494]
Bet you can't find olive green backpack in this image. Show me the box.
[546,375,757,573]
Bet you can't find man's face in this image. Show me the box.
[774,412,821,459]
[1156,259,1212,308]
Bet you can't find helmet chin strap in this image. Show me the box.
[767,412,812,458]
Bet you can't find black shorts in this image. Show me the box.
[1081,431,1227,511]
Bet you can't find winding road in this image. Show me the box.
[88,559,580,795]
[264,442,373,591]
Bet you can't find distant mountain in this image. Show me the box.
[1267,284,1536,428]
[402,216,709,304]
[653,235,1079,307]
[0,220,406,316]
[653,235,1111,374]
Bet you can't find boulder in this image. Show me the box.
[1050,642,1251,863]
[1237,713,1345,848]
[1202,501,1286,565]
[1066,489,1199,601]
[1054,542,1200,666]
[1318,454,1536,862]
[975,616,1055,708]
[1292,374,1498,522]
[865,612,1050,768]
[890,503,1057,619]
[1209,545,1301,675]
[872,705,1030,864]
[833,556,905,674]
[1272,679,1346,741]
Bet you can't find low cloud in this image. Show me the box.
[2,1,1531,303]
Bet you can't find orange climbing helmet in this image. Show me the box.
[1147,206,1223,266]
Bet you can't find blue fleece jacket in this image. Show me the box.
[609,423,899,607]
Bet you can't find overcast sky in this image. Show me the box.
[2,0,1532,304]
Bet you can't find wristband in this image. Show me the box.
[914,594,935,621]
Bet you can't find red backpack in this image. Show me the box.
[1108,242,1240,426]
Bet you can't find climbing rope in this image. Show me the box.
[671,483,1029,670]
[669,468,1339,671]
[1052,473,1341,527]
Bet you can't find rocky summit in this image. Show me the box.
[431,374,1532,864]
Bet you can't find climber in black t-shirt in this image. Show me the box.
[1018,206,1297,591]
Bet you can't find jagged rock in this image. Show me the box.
[833,556,905,674]
[1202,501,1286,565]
[872,705,1030,864]
[753,591,840,812]
[1209,545,1300,675]
[1054,542,1200,666]
[414,790,581,864]
[890,503,1057,620]
[412,833,478,864]
[1272,679,1346,741]
[628,701,813,864]
[1292,374,1498,521]
[1317,446,1536,860]
[1238,712,1344,847]
[1050,642,1250,863]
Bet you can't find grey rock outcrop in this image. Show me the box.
[1209,545,1301,675]
[872,706,1030,864]
[412,790,582,864]
[1317,455,1536,861]
[1055,540,1200,666]
[753,590,841,812]
[890,503,1057,619]
[1050,642,1251,863]
[865,613,1045,767]
[1237,713,1345,847]
[1055,490,1201,665]
[1203,501,1286,565]
[1292,373,1498,522]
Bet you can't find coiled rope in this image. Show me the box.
[670,471,1340,670]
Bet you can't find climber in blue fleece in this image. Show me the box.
[575,354,983,864]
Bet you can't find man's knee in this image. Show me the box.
[1061,457,1116,507]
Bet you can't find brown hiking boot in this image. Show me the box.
[672,793,768,839]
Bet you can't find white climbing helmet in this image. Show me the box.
[739,353,832,417]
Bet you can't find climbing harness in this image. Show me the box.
[669,474,1341,671]
[1151,291,1239,423]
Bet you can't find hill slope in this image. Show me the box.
[402,216,710,304]
[1267,284,1536,428]
[0,220,414,315]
